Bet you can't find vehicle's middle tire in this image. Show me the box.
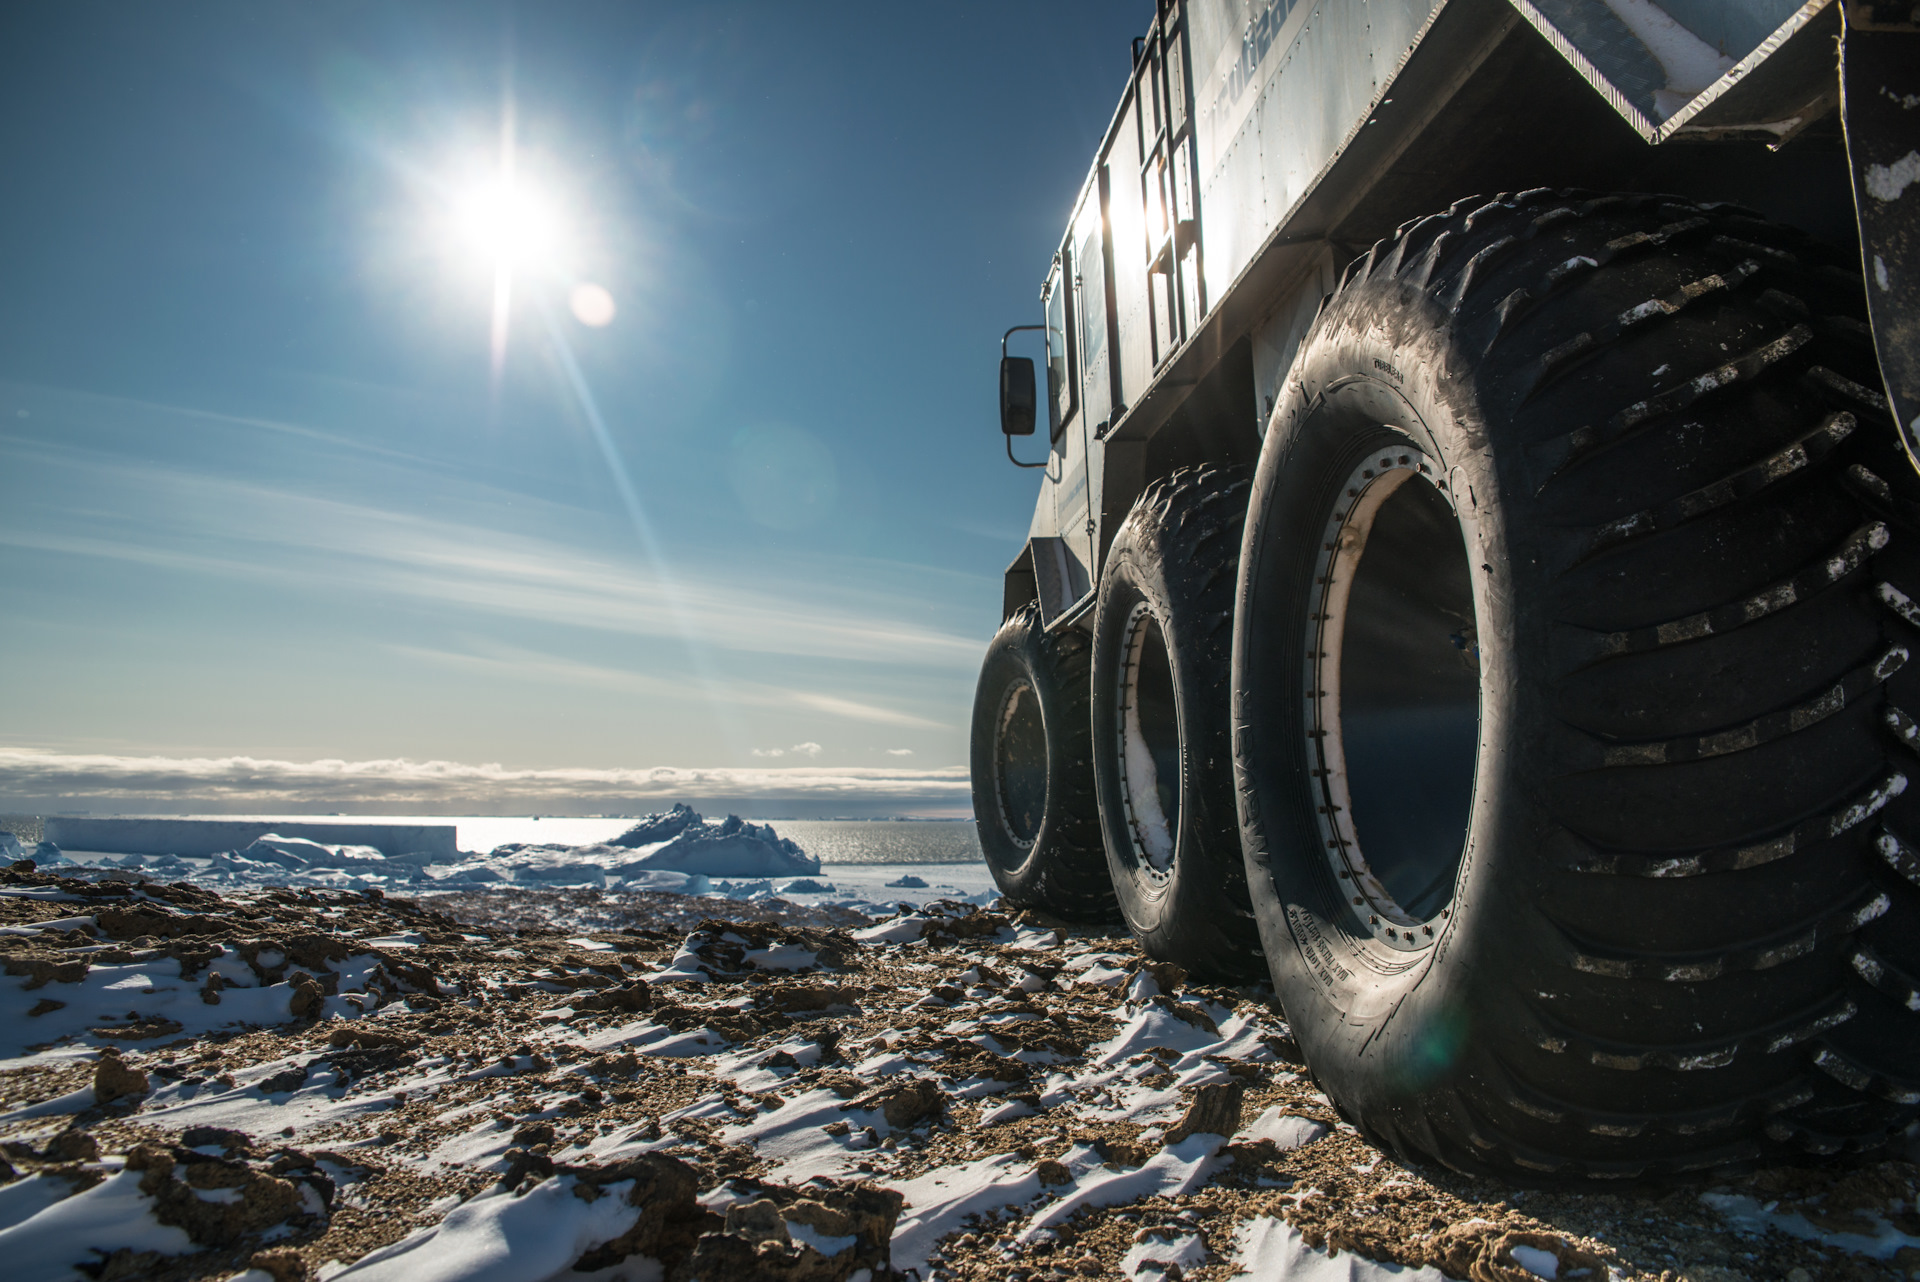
[970,604,1116,921]
[1092,464,1266,981]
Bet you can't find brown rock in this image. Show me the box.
[90,1249,167,1280]
[1035,1158,1073,1186]
[5,956,90,989]
[1141,960,1188,993]
[288,973,325,1018]
[705,1012,766,1043]
[1428,1224,1610,1282]
[326,1026,419,1050]
[760,983,862,1013]
[248,1249,310,1282]
[724,1197,791,1245]
[684,1180,903,1282]
[572,980,653,1014]
[93,1015,184,1042]
[1162,1080,1244,1145]
[93,1049,150,1104]
[126,1144,308,1246]
[566,1154,714,1275]
[179,1126,253,1154]
[844,1076,944,1128]
[94,905,201,940]
[26,998,64,1017]
[44,1130,99,1162]
[1093,1137,1151,1168]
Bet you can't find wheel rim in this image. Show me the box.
[1305,446,1480,948]
[994,678,1048,847]
[1115,601,1182,875]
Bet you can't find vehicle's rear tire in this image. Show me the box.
[1233,189,1920,1179]
[971,605,1116,921]
[1091,465,1265,981]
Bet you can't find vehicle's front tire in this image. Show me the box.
[1233,190,1920,1179]
[1091,465,1265,981]
[971,605,1116,920]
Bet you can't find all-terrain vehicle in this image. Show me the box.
[973,0,1919,1179]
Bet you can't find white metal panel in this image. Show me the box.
[1110,96,1155,414]
[1367,0,1434,76]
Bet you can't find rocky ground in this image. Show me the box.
[1,863,1917,1281]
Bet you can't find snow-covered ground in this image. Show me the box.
[2,816,1915,1281]
[0,864,1906,1282]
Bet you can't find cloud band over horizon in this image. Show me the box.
[0,747,974,818]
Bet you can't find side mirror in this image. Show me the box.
[1000,355,1037,436]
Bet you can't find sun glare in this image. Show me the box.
[456,179,560,268]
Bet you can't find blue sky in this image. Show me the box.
[0,1,1148,815]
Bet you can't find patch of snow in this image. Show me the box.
[1236,1107,1330,1151]
[0,1167,195,1280]
[1121,1230,1208,1278]
[1229,1215,1449,1279]
[0,1174,79,1233]
[1701,1189,1920,1260]
[718,1087,885,1183]
[0,943,386,1060]
[890,1152,1046,1279]
[1510,1243,1560,1278]
[1017,1135,1230,1242]
[786,1219,858,1257]
[1867,151,1920,204]
[853,914,928,945]
[743,943,818,971]
[328,1174,645,1281]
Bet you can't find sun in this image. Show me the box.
[455,178,560,269]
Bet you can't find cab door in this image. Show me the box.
[1056,185,1111,602]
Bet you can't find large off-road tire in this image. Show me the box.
[1233,188,1920,1179]
[971,605,1116,920]
[1092,465,1266,981]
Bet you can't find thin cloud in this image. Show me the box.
[388,642,946,729]
[789,692,941,730]
[886,748,914,756]
[0,747,970,811]
[2,423,986,669]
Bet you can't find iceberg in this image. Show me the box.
[30,841,70,868]
[607,802,702,847]
[611,813,819,878]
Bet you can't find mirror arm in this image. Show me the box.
[1001,324,1046,358]
[1007,435,1048,468]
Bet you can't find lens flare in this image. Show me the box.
[570,282,616,327]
